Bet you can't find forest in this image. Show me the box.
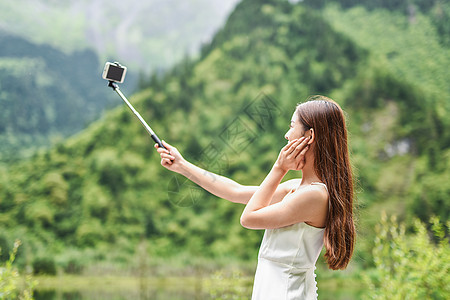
[1,0,449,299]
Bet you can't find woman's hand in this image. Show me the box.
[274,137,310,172]
[155,140,186,174]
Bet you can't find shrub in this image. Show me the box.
[63,258,84,275]
[364,212,450,299]
[0,240,35,299]
[0,235,10,262]
[32,256,57,275]
[75,220,105,247]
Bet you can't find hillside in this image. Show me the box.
[0,0,448,278]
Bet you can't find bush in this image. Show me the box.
[63,258,84,275]
[0,240,35,299]
[75,220,105,247]
[364,212,450,299]
[0,235,10,262]
[32,256,57,275]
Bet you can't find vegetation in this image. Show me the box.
[0,0,448,298]
[364,213,449,299]
[0,240,35,300]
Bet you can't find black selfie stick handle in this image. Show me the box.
[151,133,165,150]
[108,81,167,150]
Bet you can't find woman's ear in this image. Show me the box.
[308,128,315,144]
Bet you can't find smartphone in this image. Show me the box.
[102,62,127,83]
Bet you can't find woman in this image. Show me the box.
[155,95,355,299]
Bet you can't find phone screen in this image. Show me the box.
[106,64,125,82]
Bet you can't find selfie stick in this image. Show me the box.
[108,81,167,150]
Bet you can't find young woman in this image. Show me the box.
[155,95,355,299]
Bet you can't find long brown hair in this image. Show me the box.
[296,95,355,270]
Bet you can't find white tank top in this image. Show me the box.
[251,182,328,300]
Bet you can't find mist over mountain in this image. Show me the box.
[0,0,240,70]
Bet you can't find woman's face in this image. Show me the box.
[284,111,307,142]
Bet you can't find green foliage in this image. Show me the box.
[303,0,441,15]
[0,236,10,263]
[32,257,57,276]
[364,213,450,299]
[24,201,55,228]
[324,3,450,106]
[431,1,450,47]
[0,240,35,300]
[62,258,84,275]
[75,220,109,248]
[410,151,450,223]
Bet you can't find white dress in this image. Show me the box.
[251,182,328,300]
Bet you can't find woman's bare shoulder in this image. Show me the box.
[289,184,329,214]
[270,178,301,205]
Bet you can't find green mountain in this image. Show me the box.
[0,0,448,276]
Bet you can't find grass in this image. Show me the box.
[34,273,253,299]
[34,270,364,299]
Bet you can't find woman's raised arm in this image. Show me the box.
[155,140,297,204]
